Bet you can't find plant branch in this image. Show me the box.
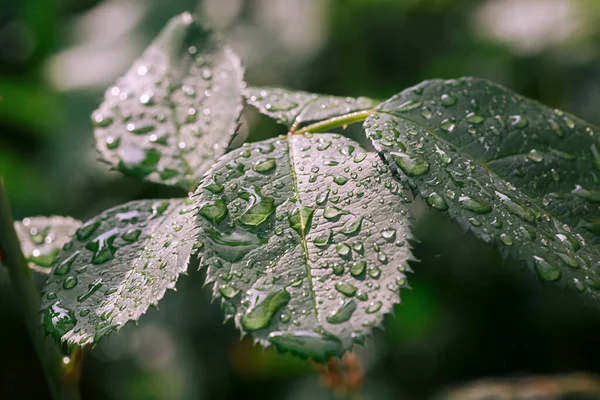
[0,179,81,400]
[291,110,373,135]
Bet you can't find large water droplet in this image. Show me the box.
[289,206,314,235]
[534,256,561,281]
[239,188,276,226]
[326,300,356,324]
[426,192,449,211]
[268,330,342,361]
[391,152,430,177]
[335,282,357,297]
[459,196,492,214]
[43,302,76,338]
[240,289,290,331]
[199,199,228,224]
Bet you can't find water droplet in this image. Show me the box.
[316,190,330,205]
[326,300,356,324]
[396,100,423,112]
[126,122,155,135]
[459,196,492,214]
[572,185,600,202]
[426,192,448,211]
[556,252,579,268]
[391,152,430,177]
[77,278,103,302]
[510,115,528,128]
[199,199,228,224]
[63,276,78,290]
[208,231,266,262]
[534,256,561,281]
[253,159,276,173]
[333,176,348,185]
[85,228,119,264]
[239,188,276,226]
[92,113,114,128]
[466,113,484,124]
[527,149,543,163]
[121,229,141,243]
[313,230,332,248]
[381,228,396,241]
[350,261,366,277]
[441,94,457,107]
[323,207,349,220]
[341,217,362,235]
[366,301,382,314]
[219,285,241,299]
[76,222,100,241]
[496,192,534,222]
[335,282,357,297]
[336,243,351,257]
[54,252,80,276]
[500,233,513,246]
[241,289,290,331]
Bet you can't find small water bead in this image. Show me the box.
[440,119,456,132]
[253,158,276,173]
[500,233,513,246]
[342,217,363,235]
[323,207,348,220]
[551,169,560,182]
[326,300,356,324]
[219,285,241,299]
[92,113,114,128]
[465,113,484,124]
[391,152,430,177]
[556,252,579,268]
[426,192,449,211]
[77,278,103,302]
[366,301,382,314]
[199,200,228,224]
[420,107,433,119]
[335,282,357,297]
[527,149,543,163]
[534,256,561,281]
[495,192,535,222]
[563,116,575,129]
[54,252,80,276]
[468,217,482,227]
[336,243,351,257]
[441,94,457,107]
[350,261,366,277]
[509,115,528,128]
[333,176,348,185]
[313,230,332,247]
[459,196,492,214]
[369,266,382,278]
[396,100,423,112]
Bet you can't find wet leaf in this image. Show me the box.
[14,216,81,274]
[39,198,198,346]
[244,87,377,129]
[194,133,413,360]
[366,77,600,299]
[93,12,244,191]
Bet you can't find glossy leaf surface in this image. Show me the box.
[366,77,600,298]
[93,12,244,191]
[40,198,197,346]
[194,133,413,360]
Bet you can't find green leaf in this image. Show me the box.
[366,77,600,297]
[244,87,377,129]
[194,133,413,360]
[39,198,197,346]
[92,12,244,191]
[14,216,81,274]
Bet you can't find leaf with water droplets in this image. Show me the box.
[93,12,244,191]
[14,216,81,274]
[39,198,198,346]
[244,87,377,129]
[194,133,414,360]
[366,77,600,301]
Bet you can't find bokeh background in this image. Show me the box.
[3,0,600,399]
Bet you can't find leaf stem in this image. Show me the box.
[0,179,81,400]
[292,110,373,135]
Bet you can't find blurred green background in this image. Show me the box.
[3,0,600,399]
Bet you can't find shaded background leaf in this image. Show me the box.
[93,12,244,192]
[40,198,197,346]
[194,133,413,360]
[14,216,81,273]
[366,77,600,300]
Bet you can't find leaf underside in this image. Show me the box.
[93,12,244,191]
[194,133,413,360]
[40,198,198,346]
[15,217,81,274]
[244,87,377,129]
[366,77,600,298]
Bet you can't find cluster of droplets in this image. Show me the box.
[40,198,196,345]
[15,217,81,271]
[194,133,413,358]
[367,78,600,296]
[92,18,244,190]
